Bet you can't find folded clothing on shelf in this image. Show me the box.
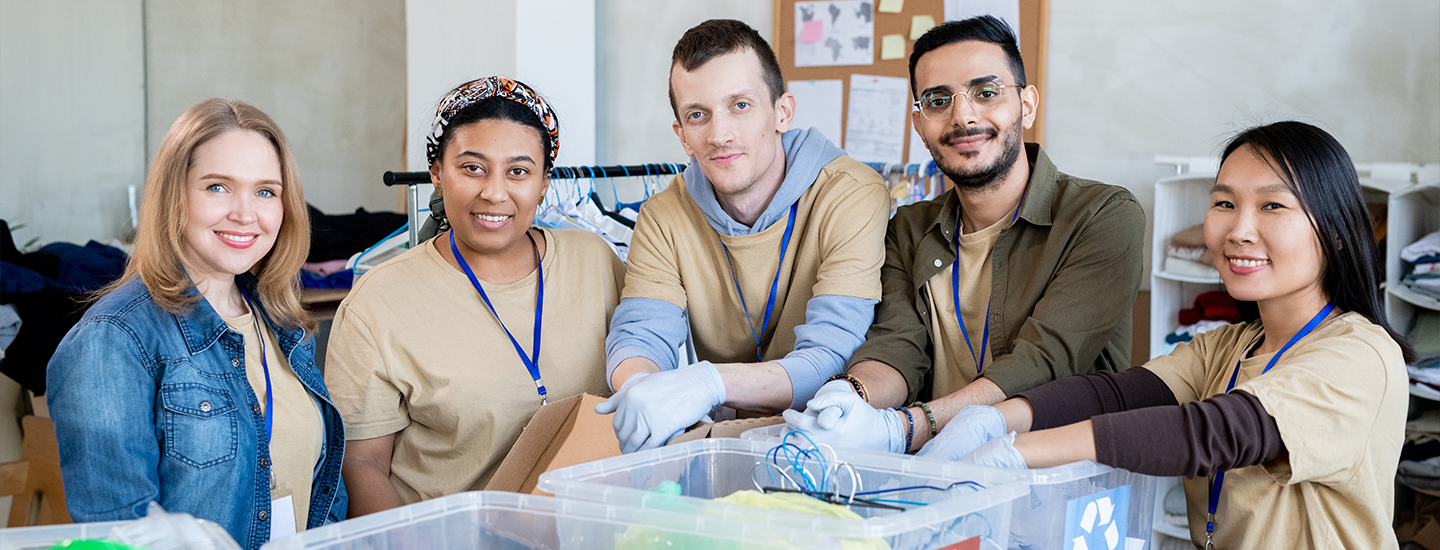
[1165,224,1218,278]
[1402,231,1440,263]
[1178,290,1243,325]
[1165,319,1231,344]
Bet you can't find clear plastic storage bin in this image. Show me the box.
[261,490,841,550]
[0,521,131,550]
[538,438,1028,550]
[739,424,1160,549]
[1009,462,1157,550]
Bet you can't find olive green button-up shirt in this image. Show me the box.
[849,144,1145,402]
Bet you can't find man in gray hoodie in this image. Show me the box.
[595,19,892,453]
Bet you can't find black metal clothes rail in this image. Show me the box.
[382,163,687,247]
[382,163,687,187]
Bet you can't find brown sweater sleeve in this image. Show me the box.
[1019,368,1179,430]
[1092,390,1286,477]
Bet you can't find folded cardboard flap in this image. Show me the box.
[666,415,786,445]
[486,393,620,495]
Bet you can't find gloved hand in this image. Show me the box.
[594,361,726,454]
[957,432,1027,469]
[781,380,907,454]
[915,405,1008,462]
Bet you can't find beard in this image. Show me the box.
[932,114,1024,191]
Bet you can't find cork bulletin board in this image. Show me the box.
[773,0,1050,161]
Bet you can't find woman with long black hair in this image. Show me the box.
[920,121,1415,548]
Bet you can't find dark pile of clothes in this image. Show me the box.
[302,205,406,289]
[0,220,128,395]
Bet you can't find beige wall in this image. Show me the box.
[145,0,407,216]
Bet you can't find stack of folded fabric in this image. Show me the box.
[1403,231,1440,300]
[1163,224,1218,279]
[1160,291,1243,355]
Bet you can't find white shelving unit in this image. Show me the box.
[1386,183,1440,339]
[1149,174,1224,359]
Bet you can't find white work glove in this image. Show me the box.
[594,361,726,454]
[957,432,1027,469]
[781,380,907,454]
[915,405,1009,462]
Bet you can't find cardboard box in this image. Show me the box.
[486,395,786,495]
[486,393,620,495]
[665,415,786,445]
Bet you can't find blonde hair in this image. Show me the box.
[106,98,315,333]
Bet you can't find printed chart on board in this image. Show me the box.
[794,1,875,67]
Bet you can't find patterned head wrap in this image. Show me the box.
[425,76,559,166]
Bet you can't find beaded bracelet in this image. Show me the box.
[911,401,938,437]
[896,406,916,454]
[827,373,869,403]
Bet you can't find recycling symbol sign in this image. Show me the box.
[1063,485,1131,550]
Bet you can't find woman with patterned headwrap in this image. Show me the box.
[324,77,624,516]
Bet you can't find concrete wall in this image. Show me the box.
[0,0,146,246]
[146,0,406,216]
[1043,0,1440,286]
[596,0,773,165]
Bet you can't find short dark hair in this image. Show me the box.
[668,19,785,121]
[435,96,555,170]
[909,15,1025,100]
[1220,121,1416,363]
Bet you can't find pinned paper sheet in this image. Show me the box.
[878,0,903,13]
[880,34,906,60]
[795,1,875,67]
[788,79,845,145]
[944,0,1021,40]
[801,19,824,43]
[910,14,936,39]
[907,123,932,166]
[845,74,910,164]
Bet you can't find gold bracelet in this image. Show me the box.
[911,401,938,437]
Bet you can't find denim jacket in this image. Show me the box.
[47,275,347,550]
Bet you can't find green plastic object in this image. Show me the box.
[46,540,147,550]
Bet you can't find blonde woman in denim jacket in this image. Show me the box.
[46,99,346,550]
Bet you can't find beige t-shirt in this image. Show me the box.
[923,215,1007,396]
[623,157,889,363]
[325,227,622,503]
[1145,312,1406,549]
[222,313,324,532]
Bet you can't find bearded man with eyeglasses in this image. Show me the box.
[784,15,1147,458]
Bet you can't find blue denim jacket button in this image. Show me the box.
[231,357,242,369]
[199,400,212,413]
[257,510,268,522]
[259,457,270,469]
[252,404,262,415]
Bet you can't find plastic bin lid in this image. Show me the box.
[260,490,838,550]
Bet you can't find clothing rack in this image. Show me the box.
[381,163,687,248]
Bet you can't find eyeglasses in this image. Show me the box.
[913,81,1021,120]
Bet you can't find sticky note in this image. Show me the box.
[910,15,936,39]
[880,34,906,60]
[800,19,824,44]
[878,0,904,13]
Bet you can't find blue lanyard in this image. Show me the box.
[237,289,274,447]
[950,190,1025,374]
[449,230,548,404]
[720,202,799,363]
[1204,301,1335,548]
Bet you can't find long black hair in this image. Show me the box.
[1220,121,1416,362]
